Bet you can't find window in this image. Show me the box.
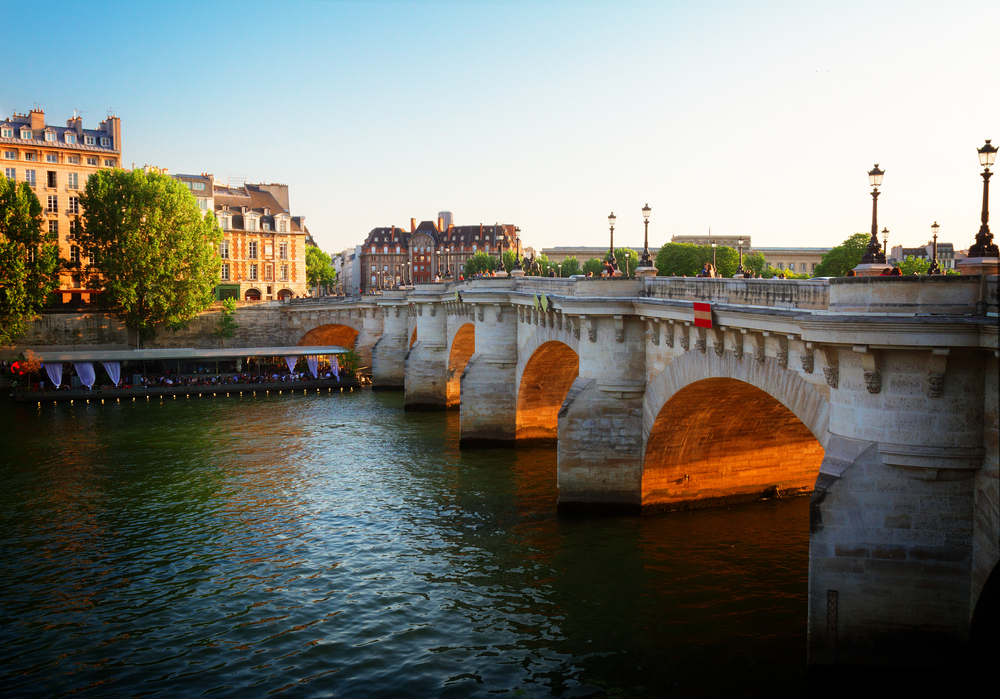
[46,154,58,163]
[219,216,229,230]
[85,135,95,146]
[67,155,79,164]
[1,127,12,138]
[25,170,36,186]
[776,262,783,270]
[248,241,258,259]
[47,195,58,213]
[65,133,76,144]
[3,167,14,180]
[800,263,807,272]
[20,129,31,139]
[245,217,257,232]
[24,152,36,161]
[221,263,230,281]
[101,137,110,147]
[279,242,288,260]
[198,199,208,210]
[192,181,205,190]
[281,264,288,280]
[277,218,288,232]
[265,265,273,281]
[262,222,270,232]
[44,132,55,142]
[383,246,389,254]
[67,172,78,189]
[47,171,57,187]
[371,265,376,272]
[248,264,258,281]
[3,151,15,160]
[103,159,115,167]
[68,221,78,239]
[70,246,80,263]
[371,246,376,254]
[396,245,400,254]
[219,240,230,259]
[48,220,58,235]
[86,157,97,166]
[68,196,79,214]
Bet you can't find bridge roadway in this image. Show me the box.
[15,274,998,668]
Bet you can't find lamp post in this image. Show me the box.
[737,237,745,275]
[861,164,887,263]
[607,212,618,272]
[639,203,653,267]
[928,221,941,275]
[969,139,998,257]
[514,227,523,270]
[711,241,717,268]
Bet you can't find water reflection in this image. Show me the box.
[0,390,808,697]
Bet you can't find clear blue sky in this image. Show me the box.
[3,0,996,254]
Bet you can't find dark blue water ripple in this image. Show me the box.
[0,391,808,697]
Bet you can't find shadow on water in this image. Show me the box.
[0,390,810,698]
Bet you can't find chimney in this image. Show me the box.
[410,218,416,233]
[448,223,454,233]
[437,217,443,233]
[29,109,45,131]
[66,116,83,135]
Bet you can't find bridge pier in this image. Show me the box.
[372,295,409,389]
[557,315,647,514]
[404,298,447,410]
[460,302,518,446]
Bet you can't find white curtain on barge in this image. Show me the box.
[306,356,319,378]
[102,361,121,386]
[74,362,96,389]
[43,363,63,389]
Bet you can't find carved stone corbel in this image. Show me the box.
[556,312,563,331]
[647,319,660,346]
[732,329,745,361]
[494,304,503,323]
[777,335,790,369]
[394,306,400,317]
[695,326,707,354]
[430,305,437,317]
[680,322,690,351]
[749,332,765,365]
[854,345,881,394]
[713,326,725,356]
[927,348,949,397]
[477,306,484,322]
[664,321,674,348]
[801,343,815,374]
[614,315,625,343]
[417,304,423,317]
[588,318,598,343]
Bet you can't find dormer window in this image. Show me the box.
[276,217,288,233]
[100,137,110,147]
[263,222,270,232]
[219,215,230,231]
[85,135,95,146]
[65,133,77,144]
[1,127,12,138]
[241,206,248,214]
[383,246,389,254]
[264,207,270,216]
[245,217,258,232]
[20,128,31,140]
[371,246,376,254]
[45,132,56,142]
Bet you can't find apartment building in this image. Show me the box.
[1,108,121,302]
[359,217,516,293]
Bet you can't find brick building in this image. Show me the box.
[359,217,516,293]
[1,108,121,302]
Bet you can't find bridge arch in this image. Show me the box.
[642,352,830,511]
[516,340,579,443]
[447,323,475,408]
[297,323,360,350]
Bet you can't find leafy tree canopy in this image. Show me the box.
[501,249,518,274]
[463,250,499,278]
[813,233,870,277]
[0,177,63,345]
[612,247,640,275]
[581,258,605,276]
[653,243,741,277]
[306,246,337,289]
[897,255,931,276]
[213,297,240,344]
[78,168,222,347]
[559,256,580,277]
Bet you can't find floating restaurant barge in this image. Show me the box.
[11,346,356,403]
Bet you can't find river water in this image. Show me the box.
[0,390,810,697]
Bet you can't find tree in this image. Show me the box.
[78,168,222,347]
[463,250,498,278]
[560,256,580,277]
[502,249,518,274]
[0,177,63,345]
[743,251,769,276]
[654,243,706,277]
[813,233,870,277]
[613,247,639,275]
[213,297,240,346]
[898,255,931,276]
[581,258,605,276]
[306,246,337,292]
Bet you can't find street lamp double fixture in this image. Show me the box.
[639,203,653,268]
[607,212,619,272]
[514,227,523,271]
[861,164,887,264]
[928,221,941,275]
[736,237,745,275]
[969,139,998,258]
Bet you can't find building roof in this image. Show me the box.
[213,183,303,233]
[361,222,515,251]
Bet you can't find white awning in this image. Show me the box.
[33,346,349,363]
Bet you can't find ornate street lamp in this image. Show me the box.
[969,139,998,257]
[928,221,941,274]
[639,203,653,267]
[861,164,887,263]
[607,212,618,271]
[737,237,745,275]
[711,240,717,268]
[514,227,523,270]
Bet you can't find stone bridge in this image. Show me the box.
[365,274,997,669]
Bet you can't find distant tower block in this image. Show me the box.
[438,211,453,228]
